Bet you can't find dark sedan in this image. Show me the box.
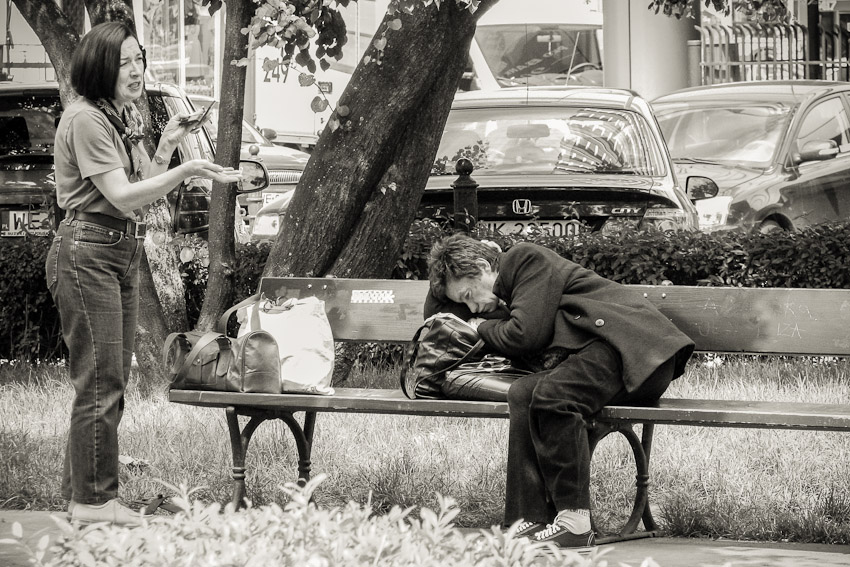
[252,87,704,240]
[652,81,850,233]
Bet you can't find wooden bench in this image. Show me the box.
[169,277,850,543]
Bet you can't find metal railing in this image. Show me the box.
[696,22,850,85]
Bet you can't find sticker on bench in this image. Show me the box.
[351,290,395,304]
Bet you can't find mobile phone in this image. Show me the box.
[179,101,217,127]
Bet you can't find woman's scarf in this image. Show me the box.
[94,98,146,180]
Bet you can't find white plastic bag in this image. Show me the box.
[238,296,335,395]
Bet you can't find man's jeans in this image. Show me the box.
[46,219,142,505]
[504,339,675,526]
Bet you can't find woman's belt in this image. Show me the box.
[65,209,147,238]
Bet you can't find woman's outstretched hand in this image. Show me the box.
[183,159,243,184]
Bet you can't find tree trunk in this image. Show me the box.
[11,0,77,105]
[195,0,253,332]
[265,1,481,280]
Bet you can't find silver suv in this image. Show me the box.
[0,82,241,237]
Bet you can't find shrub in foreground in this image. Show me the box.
[1,476,633,567]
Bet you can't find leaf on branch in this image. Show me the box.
[337,105,350,117]
[389,18,402,31]
[311,96,329,113]
[298,72,316,86]
[307,59,317,73]
[328,118,340,132]
[320,58,331,71]
[295,50,311,67]
[373,36,387,51]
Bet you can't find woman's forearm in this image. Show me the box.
[91,163,193,213]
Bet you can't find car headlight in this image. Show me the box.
[251,213,281,239]
[694,196,733,230]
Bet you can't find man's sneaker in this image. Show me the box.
[512,520,547,538]
[533,522,596,550]
[68,499,149,526]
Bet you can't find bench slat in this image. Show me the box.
[169,389,850,431]
[169,388,509,418]
[598,399,850,431]
[255,278,850,356]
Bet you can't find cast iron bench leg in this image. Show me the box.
[225,406,267,509]
[640,423,658,532]
[276,411,316,485]
[588,420,657,543]
[225,407,318,509]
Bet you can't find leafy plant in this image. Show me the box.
[0,476,611,567]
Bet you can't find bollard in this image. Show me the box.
[451,158,478,233]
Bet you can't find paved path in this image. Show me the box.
[2,509,850,566]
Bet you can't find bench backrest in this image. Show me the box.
[258,278,850,356]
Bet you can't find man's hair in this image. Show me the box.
[428,234,500,301]
[71,22,137,101]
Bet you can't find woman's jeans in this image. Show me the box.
[504,340,675,526]
[45,219,143,505]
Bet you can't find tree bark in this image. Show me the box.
[194,0,254,332]
[11,0,77,105]
[265,1,482,280]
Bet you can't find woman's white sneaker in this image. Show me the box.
[68,499,149,526]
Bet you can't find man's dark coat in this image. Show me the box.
[426,242,694,392]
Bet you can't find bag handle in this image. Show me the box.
[399,321,486,394]
[216,293,262,335]
[163,331,227,379]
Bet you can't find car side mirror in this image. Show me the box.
[236,158,270,194]
[686,176,719,200]
[261,127,277,141]
[793,139,838,165]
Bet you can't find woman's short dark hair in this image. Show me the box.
[71,22,137,101]
[428,234,501,301]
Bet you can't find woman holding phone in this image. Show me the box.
[46,21,240,525]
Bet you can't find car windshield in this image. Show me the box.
[0,95,62,154]
[476,24,602,87]
[432,106,666,176]
[198,106,271,147]
[654,102,793,167]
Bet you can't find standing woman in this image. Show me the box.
[46,22,240,525]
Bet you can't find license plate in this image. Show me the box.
[1,209,50,237]
[262,192,285,206]
[483,220,585,237]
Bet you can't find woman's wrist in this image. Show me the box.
[153,143,177,165]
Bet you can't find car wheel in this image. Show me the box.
[758,220,784,234]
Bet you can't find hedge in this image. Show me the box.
[3,220,849,361]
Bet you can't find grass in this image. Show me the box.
[1,355,849,543]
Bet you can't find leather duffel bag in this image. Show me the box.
[442,355,531,402]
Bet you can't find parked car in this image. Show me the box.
[188,94,309,226]
[0,82,267,238]
[652,80,850,233]
[252,87,704,241]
